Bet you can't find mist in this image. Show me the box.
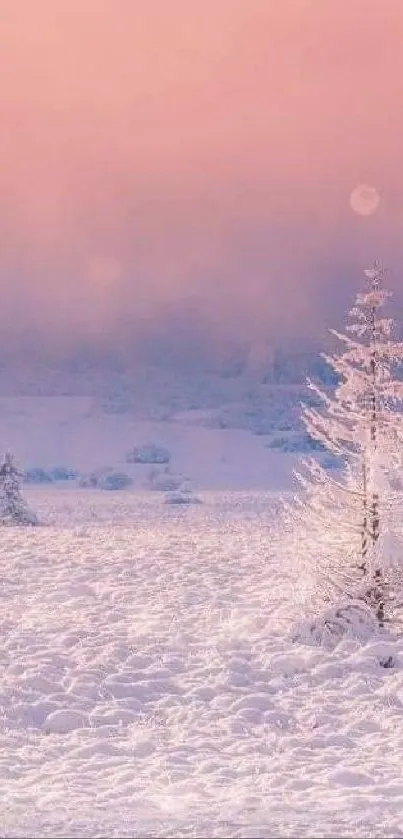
[1,0,403,370]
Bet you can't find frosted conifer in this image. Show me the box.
[285,263,403,636]
[0,452,38,526]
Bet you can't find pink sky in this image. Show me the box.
[0,0,402,357]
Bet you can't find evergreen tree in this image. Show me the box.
[0,452,38,526]
[285,263,403,636]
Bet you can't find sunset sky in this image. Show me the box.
[0,0,402,364]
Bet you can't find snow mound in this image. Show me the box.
[291,599,384,650]
[46,709,89,733]
[165,489,202,505]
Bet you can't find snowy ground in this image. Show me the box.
[2,488,403,838]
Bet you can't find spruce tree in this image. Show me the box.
[0,452,38,526]
[285,263,403,635]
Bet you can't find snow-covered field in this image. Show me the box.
[0,394,299,491]
[2,488,403,838]
[0,388,401,837]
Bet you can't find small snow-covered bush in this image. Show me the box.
[126,443,171,464]
[165,490,202,505]
[291,599,380,650]
[25,465,79,483]
[0,453,39,526]
[164,481,201,505]
[101,471,132,491]
[78,468,132,490]
[49,466,79,482]
[24,467,53,484]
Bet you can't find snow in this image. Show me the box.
[0,387,401,836]
[0,487,402,838]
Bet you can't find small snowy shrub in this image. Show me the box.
[78,468,132,490]
[49,466,78,482]
[101,471,132,491]
[291,598,381,650]
[0,453,38,526]
[126,443,171,464]
[164,480,201,505]
[165,490,202,505]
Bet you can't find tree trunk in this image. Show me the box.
[366,279,384,626]
[360,456,368,574]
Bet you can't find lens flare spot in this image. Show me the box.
[349,184,380,216]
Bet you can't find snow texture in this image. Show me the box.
[1,488,403,838]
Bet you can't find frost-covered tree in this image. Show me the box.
[285,263,403,635]
[0,452,38,526]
